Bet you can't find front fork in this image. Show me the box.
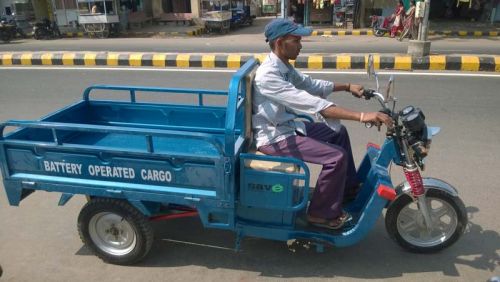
[403,165,434,230]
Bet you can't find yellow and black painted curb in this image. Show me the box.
[1,52,499,72]
[429,30,499,37]
[61,28,498,38]
[311,29,499,37]
[61,27,204,38]
[312,30,374,36]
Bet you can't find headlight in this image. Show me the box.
[400,106,426,133]
[400,106,430,166]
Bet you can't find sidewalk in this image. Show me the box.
[311,19,500,36]
[61,17,499,38]
[61,23,205,38]
[5,18,499,72]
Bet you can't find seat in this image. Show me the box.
[241,65,299,174]
[245,149,299,173]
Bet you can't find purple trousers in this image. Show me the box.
[258,122,358,219]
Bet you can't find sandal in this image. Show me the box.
[308,212,352,230]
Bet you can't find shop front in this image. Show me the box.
[287,0,361,27]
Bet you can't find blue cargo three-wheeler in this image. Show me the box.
[0,58,467,265]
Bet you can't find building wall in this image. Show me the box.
[191,0,200,17]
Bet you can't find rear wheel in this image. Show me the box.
[77,198,154,265]
[1,30,12,43]
[385,189,467,253]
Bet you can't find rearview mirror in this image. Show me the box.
[367,54,379,91]
[386,75,394,100]
[367,55,375,79]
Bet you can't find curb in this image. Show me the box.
[311,30,499,37]
[1,52,498,72]
[61,27,205,38]
[60,29,499,38]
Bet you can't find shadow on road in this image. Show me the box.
[74,205,499,279]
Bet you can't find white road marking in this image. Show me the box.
[161,238,234,251]
[1,66,500,77]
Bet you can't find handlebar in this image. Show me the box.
[362,89,385,104]
[361,89,392,129]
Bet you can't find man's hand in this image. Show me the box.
[362,112,394,128]
[348,84,365,98]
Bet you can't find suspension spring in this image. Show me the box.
[404,166,425,197]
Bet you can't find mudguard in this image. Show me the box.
[395,177,459,198]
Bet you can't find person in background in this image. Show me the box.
[91,3,99,14]
[383,0,405,37]
[404,0,418,39]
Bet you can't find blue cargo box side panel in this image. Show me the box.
[4,148,221,191]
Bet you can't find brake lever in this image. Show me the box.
[362,89,376,100]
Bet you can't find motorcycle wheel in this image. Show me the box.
[373,28,385,37]
[33,29,42,40]
[385,188,467,253]
[1,30,11,43]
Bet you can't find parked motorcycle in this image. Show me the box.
[33,19,61,40]
[230,7,254,28]
[0,20,15,43]
[6,16,27,38]
[370,15,390,37]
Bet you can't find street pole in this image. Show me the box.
[419,0,430,41]
[408,0,431,57]
[281,0,288,18]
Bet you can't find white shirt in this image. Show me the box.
[252,52,335,147]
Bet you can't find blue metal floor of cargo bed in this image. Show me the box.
[65,132,224,157]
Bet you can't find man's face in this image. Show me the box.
[277,35,302,60]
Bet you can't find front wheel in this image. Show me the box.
[385,188,467,253]
[77,198,154,265]
[373,28,385,37]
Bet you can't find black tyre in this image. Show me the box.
[373,28,385,37]
[385,188,467,253]
[1,30,11,43]
[77,198,154,265]
[33,29,42,40]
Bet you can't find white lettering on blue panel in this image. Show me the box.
[42,161,173,183]
[43,161,82,175]
[141,169,172,183]
[88,165,136,179]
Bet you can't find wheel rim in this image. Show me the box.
[89,212,137,256]
[396,197,458,247]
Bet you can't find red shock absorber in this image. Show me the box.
[403,166,425,197]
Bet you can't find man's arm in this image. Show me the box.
[320,105,393,127]
[333,83,365,98]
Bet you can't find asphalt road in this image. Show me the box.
[0,67,499,281]
[0,17,499,55]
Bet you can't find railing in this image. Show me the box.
[0,120,224,155]
[225,58,259,156]
[83,84,228,106]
